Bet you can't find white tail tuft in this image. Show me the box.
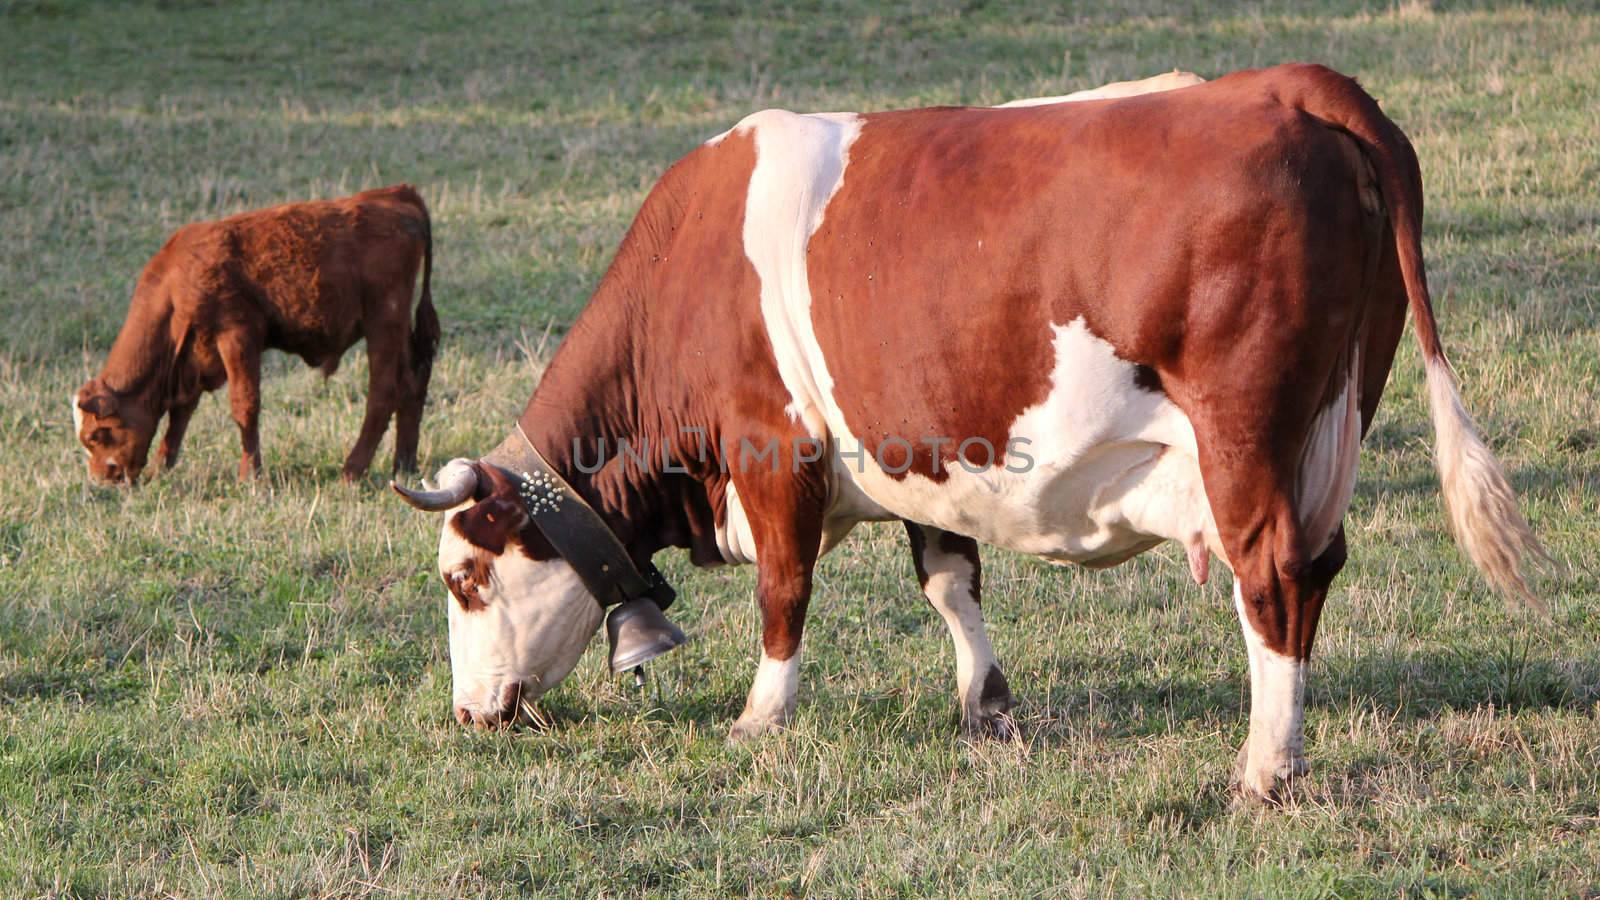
[1424,357,1550,612]
[1282,69,1552,611]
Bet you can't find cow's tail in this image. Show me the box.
[1288,64,1549,610]
[408,194,440,397]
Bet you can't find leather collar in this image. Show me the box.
[485,423,674,611]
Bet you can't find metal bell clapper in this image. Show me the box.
[605,597,688,674]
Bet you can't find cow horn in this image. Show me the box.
[390,459,480,511]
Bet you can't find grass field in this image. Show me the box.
[2,0,1598,895]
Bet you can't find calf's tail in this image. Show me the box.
[409,199,440,394]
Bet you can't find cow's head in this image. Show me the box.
[394,459,604,727]
[72,379,157,484]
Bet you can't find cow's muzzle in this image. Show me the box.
[454,681,530,730]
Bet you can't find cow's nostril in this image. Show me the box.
[499,683,526,724]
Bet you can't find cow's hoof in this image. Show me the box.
[728,715,785,741]
[961,666,1017,739]
[1231,776,1283,807]
[1232,743,1307,806]
[962,710,1018,741]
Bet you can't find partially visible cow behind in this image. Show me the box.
[73,185,439,483]
[997,69,1206,107]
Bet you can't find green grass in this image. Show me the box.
[2,0,1598,895]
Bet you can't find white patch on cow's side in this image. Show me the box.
[1233,580,1308,797]
[736,108,863,439]
[1296,347,1362,557]
[731,650,799,736]
[438,515,605,722]
[729,106,898,559]
[733,110,1216,569]
[806,316,1217,568]
[997,70,1205,108]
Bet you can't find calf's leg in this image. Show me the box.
[393,399,423,474]
[218,331,263,480]
[157,398,199,469]
[392,351,430,474]
[392,280,435,474]
[904,521,1015,737]
[342,325,404,481]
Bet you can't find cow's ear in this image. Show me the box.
[77,389,118,418]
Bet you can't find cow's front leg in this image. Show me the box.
[729,546,815,739]
[904,521,1014,737]
[727,468,824,740]
[730,642,803,739]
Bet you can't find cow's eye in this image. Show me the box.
[89,428,113,446]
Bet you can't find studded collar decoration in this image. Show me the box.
[490,423,674,611]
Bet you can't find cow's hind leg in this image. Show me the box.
[904,521,1015,737]
[343,321,405,481]
[1187,355,1357,802]
[1229,527,1345,803]
[1197,405,1352,804]
[392,340,431,474]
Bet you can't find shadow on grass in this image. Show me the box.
[1351,458,1597,504]
[519,686,746,740]
[0,667,143,705]
[1015,643,1599,745]
[492,643,1599,779]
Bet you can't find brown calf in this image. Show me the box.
[73,184,439,483]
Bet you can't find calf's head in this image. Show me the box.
[395,459,604,727]
[72,379,157,484]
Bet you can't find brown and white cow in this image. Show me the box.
[393,65,1544,803]
[74,184,439,483]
